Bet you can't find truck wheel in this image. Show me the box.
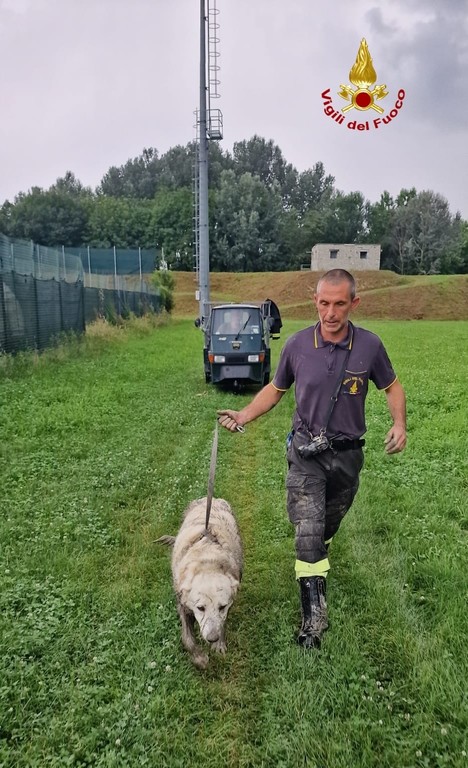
[263,371,270,386]
[205,371,211,383]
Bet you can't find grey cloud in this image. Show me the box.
[365,3,468,129]
[365,8,399,36]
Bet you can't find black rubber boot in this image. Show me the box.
[297,576,329,649]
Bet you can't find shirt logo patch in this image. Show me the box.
[343,375,364,395]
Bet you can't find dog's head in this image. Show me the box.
[179,571,239,644]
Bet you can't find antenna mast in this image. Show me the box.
[194,0,223,327]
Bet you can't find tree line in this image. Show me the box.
[1,136,466,274]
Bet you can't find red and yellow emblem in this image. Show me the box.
[338,39,388,114]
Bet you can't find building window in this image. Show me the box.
[360,250,368,259]
[330,249,338,259]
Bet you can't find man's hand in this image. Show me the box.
[384,380,406,454]
[217,410,244,433]
[384,424,406,454]
[217,383,285,433]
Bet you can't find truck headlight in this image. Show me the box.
[248,354,260,363]
[213,355,225,363]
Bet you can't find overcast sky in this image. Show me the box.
[1,0,467,216]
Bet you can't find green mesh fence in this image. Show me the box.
[65,246,158,276]
[0,235,161,354]
[0,234,84,282]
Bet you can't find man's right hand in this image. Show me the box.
[217,384,284,432]
[217,410,244,432]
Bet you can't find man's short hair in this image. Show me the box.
[316,269,356,299]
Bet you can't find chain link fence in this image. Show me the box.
[0,235,161,354]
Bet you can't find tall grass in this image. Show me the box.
[1,318,467,767]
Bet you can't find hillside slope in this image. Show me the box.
[173,271,468,320]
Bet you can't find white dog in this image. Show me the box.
[158,497,243,669]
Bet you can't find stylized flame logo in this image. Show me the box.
[338,39,388,113]
[349,39,377,89]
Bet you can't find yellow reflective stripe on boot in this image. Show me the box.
[295,558,330,579]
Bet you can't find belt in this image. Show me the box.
[330,438,365,451]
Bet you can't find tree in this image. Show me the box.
[292,163,335,217]
[211,170,285,271]
[320,191,366,243]
[84,197,153,248]
[50,171,93,198]
[384,188,416,274]
[207,141,234,188]
[365,191,396,269]
[97,147,160,199]
[391,190,457,274]
[150,269,175,312]
[96,142,231,200]
[0,201,13,235]
[454,219,468,274]
[7,187,90,246]
[232,136,298,207]
[150,188,193,269]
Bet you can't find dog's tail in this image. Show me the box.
[155,535,176,547]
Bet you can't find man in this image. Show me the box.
[217,269,406,649]
[215,308,246,335]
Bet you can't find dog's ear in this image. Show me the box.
[177,567,196,602]
[228,574,240,595]
[176,588,186,604]
[176,563,197,596]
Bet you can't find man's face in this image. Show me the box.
[230,311,242,325]
[314,281,360,341]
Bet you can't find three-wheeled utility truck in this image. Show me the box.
[202,300,282,388]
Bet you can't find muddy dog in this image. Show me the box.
[157,497,243,669]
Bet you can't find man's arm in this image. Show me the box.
[383,379,407,454]
[218,383,285,432]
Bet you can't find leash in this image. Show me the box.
[204,421,219,534]
[203,420,245,535]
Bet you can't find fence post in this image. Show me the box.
[80,281,86,333]
[87,245,91,278]
[62,245,67,281]
[33,275,41,349]
[0,274,10,353]
[58,280,64,335]
[139,246,143,293]
[113,245,119,316]
[37,243,42,280]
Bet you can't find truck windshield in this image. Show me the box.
[212,308,261,336]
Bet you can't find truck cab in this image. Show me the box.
[203,301,281,388]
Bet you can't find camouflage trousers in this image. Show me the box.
[286,435,364,567]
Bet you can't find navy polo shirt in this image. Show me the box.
[272,322,396,440]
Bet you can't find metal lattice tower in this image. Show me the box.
[193,0,223,327]
[192,120,200,282]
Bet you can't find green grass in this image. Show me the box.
[1,317,467,767]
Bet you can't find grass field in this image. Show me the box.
[1,316,467,767]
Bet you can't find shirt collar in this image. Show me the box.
[313,321,354,350]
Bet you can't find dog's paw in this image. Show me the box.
[211,640,227,655]
[192,651,209,669]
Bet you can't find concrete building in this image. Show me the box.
[311,243,381,271]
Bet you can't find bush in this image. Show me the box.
[151,270,175,312]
